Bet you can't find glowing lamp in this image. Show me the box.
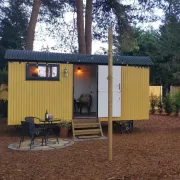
[78,67,81,72]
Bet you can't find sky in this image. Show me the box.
[33,1,164,54]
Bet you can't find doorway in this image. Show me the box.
[73,65,98,118]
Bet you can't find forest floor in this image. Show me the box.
[1,115,180,180]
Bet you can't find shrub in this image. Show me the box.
[149,93,158,114]
[157,97,163,114]
[0,100,8,117]
[59,120,72,129]
[0,68,8,85]
[163,94,174,115]
[173,92,180,116]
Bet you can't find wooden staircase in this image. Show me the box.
[72,118,103,139]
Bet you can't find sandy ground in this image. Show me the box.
[1,115,180,180]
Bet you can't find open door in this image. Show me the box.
[98,65,121,118]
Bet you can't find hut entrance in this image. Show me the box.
[73,65,98,118]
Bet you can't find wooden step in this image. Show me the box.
[74,129,101,135]
[77,135,101,139]
[73,119,98,124]
[74,123,100,128]
[72,118,103,138]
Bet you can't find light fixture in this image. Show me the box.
[64,67,68,77]
[77,67,82,74]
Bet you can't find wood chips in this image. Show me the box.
[1,115,180,180]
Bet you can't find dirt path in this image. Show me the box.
[1,115,180,180]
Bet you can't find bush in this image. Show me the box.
[163,94,174,115]
[173,92,180,116]
[0,100,8,117]
[157,97,163,114]
[149,93,158,114]
[0,68,8,85]
[59,120,72,129]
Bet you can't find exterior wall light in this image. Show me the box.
[64,67,68,77]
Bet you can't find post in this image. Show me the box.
[160,85,163,103]
[108,27,113,161]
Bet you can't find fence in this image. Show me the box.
[149,86,163,102]
[170,86,180,95]
[149,86,162,110]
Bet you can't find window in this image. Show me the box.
[26,63,59,80]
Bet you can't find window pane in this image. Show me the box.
[38,66,46,77]
[52,66,58,77]
[28,65,38,77]
[26,63,59,80]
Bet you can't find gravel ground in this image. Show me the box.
[1,115,180,180]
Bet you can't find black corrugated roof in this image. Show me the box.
[4,49,153,66]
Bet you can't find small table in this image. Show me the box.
[39,119,61,145]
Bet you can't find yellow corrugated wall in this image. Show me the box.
[99,66,149,121]
[8,62,73,125]
[8,63,149,125]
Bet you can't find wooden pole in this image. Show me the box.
[108,27,113,161]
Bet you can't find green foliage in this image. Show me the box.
[0,67,8,85]
[114,0,180,89]
[157,98,163,114]
[0,0,28,68]
[0,100,7,118]
[59,120,72,129]
[163,94,174,115]
[173,92,180,115]
[149,93,158,114]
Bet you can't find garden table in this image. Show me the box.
[39,119,61,145]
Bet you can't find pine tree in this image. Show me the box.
[0,0,28,68]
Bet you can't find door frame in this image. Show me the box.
[72,64,98,119]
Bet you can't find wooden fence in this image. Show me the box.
[149,86,163,102]
[170,86,180,95]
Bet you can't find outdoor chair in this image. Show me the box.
[25,116,40,127]
[78,93,92,114]
[19,120,47,149]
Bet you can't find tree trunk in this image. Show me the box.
[25,0,40,50]
[76,0,86,54]
[85,0,92,54]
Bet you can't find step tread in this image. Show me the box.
[75,129,101,132]
[74,129,101,135]
[74,123,100,126]
[74,125,100,129]
[73,119,98,123]
[77,135,101,139]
